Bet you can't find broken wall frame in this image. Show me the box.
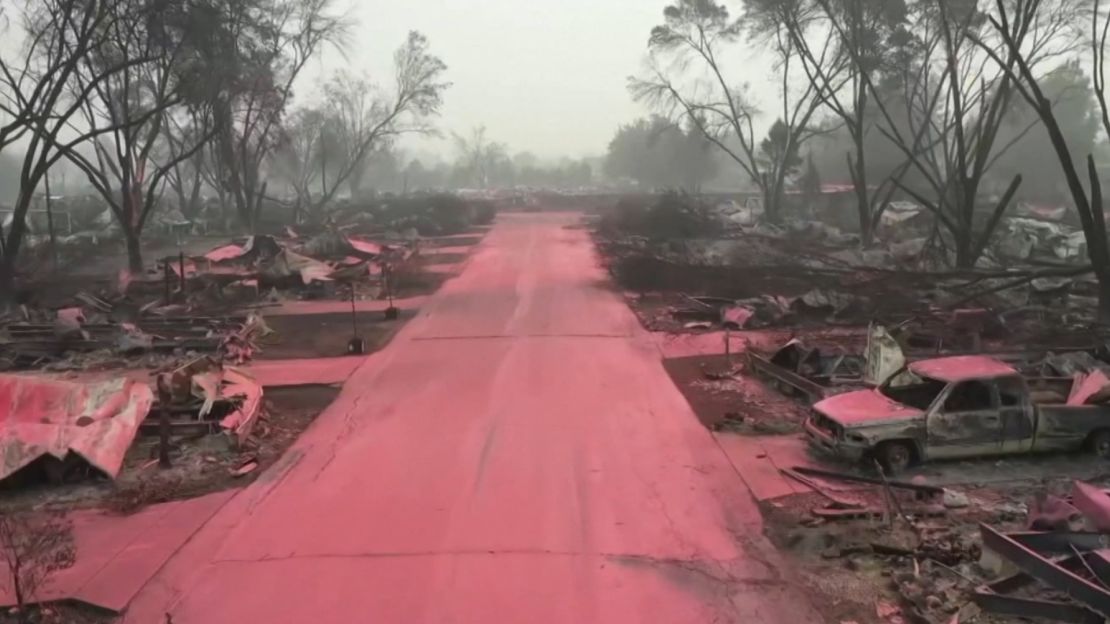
[978,524,1110,619]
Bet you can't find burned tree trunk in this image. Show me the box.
[1086,157,1110,324]
[761,175,781,224]
[0,252,16,304]
[848,147,874,247]
[124,227,144,274]
[953,195,976,269]
[119,186,146,273]
[0,189,36,302]
[186,174,203,222]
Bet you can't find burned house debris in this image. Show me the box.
[0,194,493,506]
[14,0,1110,617]
[0,375,152,485]
[151,358,264,447]
[972,483,1110,623]
[592,185,1110,623]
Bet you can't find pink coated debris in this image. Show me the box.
[722,305,755,329]
[347,237,383,256]
[813,389,924,425]
[1072,481,1110,532]
[216,367,264,446]
[0,375,153,483]
[909,356,1018,383]
[1068,370,1110,405]
[204,243,249,263]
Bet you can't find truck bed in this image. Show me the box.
[1027,377,1076,405]
[1034,403,1110,451]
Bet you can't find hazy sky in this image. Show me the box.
[308,0,669,161]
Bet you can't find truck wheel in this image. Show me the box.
[876,441,914,474]
[1090,430,1110,458]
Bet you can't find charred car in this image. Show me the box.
[804,355,1110,472]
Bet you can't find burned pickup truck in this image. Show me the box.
[805,355,1110,472]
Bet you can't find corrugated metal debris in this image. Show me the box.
[0,375,153,483]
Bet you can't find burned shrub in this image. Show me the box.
[422,195,474,234]
[324,193,496,236]
[369,194,477,236]
[0,511,76,618]
[600,192,719,240]
[599,196,653,237]
[471,200,497,226]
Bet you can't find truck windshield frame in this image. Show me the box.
[878,367,948,410]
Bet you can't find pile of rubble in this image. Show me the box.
[973,482,1110,623]
[0,226,415,372]
[782,468,1110,623]
[157,228,416,305]
[0,195,493,499]
[0,296,270,373]
[598,194,1105,335]
[328,193,496,236]
[669,289,876,331]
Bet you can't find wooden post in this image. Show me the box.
[386,263,394,308]
[350,285,358,339]
[159,408,172,469]
[383,262,399,321]
[154,376,173,469]
[178,251,186,296]
[163,260,172,305]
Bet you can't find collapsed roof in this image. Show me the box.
[0,375,153,483]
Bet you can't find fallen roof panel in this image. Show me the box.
[204,243,247,263]
[0,375,153,482]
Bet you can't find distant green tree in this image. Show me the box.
[604,117,668,187]
[746,0,912,243]
[867,0,1076,267]
[604,116,717,191]
[976,0,1110,319]
[799,152,822,207]
[759,120,804,179]
[199,0,350,231]
[992,61,1100,202]
[632,0,825,221]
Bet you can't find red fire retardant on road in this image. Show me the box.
[124,213,820,624]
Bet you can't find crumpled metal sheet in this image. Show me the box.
[204,243,245,263]
[218,367,263,446]
[865,324,905,386]
[0,375,153,482]
[157,358,264,446]
[1068,370,1110,406]
[347,237,382,257]
[1073,481,1110,533]
[262,249,334,284]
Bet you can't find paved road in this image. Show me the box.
[126,213,821,623]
